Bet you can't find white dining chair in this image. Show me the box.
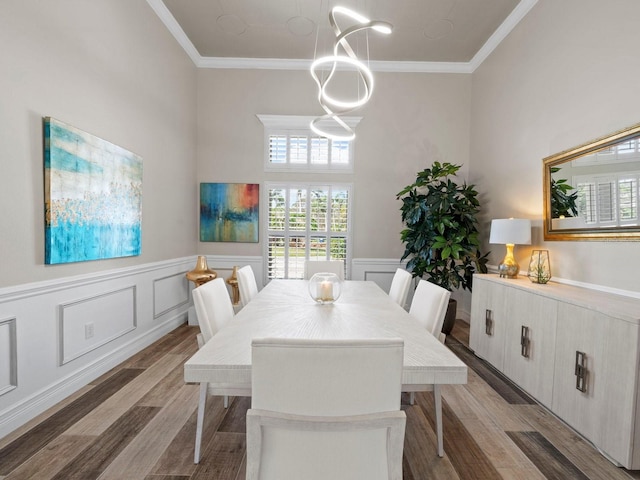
[406,278,451,453]
[304,260,345,280]
[191,278,235,463]
[237,265,259,307]
[388,268,412,308]
[409,279,451,344]
[246,337,406,480]
[192,277,235,345]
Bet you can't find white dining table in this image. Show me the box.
[184,279,467,461]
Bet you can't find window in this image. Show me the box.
[574,172,639,227]
[257,115,360,172]
[573,138,640,166]
[265,183,352,279]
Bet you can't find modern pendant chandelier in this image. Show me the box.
[310,6,392,141]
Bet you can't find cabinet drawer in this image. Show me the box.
[503,289,556,406]
[552,303,639,467]
[470,277,507,371]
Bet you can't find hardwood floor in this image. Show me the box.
[1,320,638,479]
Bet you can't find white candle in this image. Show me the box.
[319,280,333,301]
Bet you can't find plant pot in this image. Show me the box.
[441,298,457,335]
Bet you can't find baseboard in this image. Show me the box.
[0,313,186,438]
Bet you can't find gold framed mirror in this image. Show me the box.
[543,123,640,241]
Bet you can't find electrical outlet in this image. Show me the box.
[85,322,94,339]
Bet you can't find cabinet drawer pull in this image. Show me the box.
[575,351,587,393]
[485,309,493,335]
[520,326,530,358]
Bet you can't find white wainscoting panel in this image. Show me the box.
[351,258,414,309]
[0,317,17,396]
[0,257,195,439]
[154,271,190,318]
[60,286,137,365]
[205,255,264,290]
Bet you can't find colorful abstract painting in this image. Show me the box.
[200,183,259,242]
[44,117,142,264]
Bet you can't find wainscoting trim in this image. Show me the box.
[153,271,190,318]
[0,317,17,397]
[59,286,137,365]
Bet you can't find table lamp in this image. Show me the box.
[489,219,531,278]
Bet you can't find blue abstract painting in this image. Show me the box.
[200,183,259,242]
[44,117,143,264]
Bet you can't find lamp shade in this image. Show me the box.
[489,219,532,245]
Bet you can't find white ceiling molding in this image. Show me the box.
[146,0,201,65]
[468,0,539,71]
[147,0,538,75]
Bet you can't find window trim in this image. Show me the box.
[257,114,361,173]
[263,181,353,281]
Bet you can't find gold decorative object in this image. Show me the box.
[527,250,551,284]
[226,266,240,305]
[186,256,217,287]
[489,219,532,279]
[543,121,640,241]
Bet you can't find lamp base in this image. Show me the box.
[498,262,519,278]
[498,243,520,278]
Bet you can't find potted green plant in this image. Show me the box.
[397,162,488,334]
[549,166,579,217]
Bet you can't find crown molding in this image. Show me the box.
[146,0,201,65]
[148,0,538,75]
[469,0,538,71]
[197,57,474,73]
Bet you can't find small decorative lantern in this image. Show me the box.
[308,272,342,304]
[527,250,551,284]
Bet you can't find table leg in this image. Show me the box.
[194,382,208,464]
[435,384,444,457]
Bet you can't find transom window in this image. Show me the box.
[257,115,360,172]
[265,183,352,280]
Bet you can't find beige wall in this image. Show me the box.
[0,0,198,288]
[470,0,640,293]
[196,69,472,262]
[4,0,638,296]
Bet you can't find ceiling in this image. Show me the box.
[147,0,537,72]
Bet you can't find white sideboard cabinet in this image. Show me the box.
[470,274,640,469]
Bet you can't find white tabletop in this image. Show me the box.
[184,280,467,390]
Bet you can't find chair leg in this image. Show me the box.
[409,391,415,405]
[434,384,443,457]
[194,382,208,464]
[223,395,229,408]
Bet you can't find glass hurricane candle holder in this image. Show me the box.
[527,250,551,284]
[308,272,342,304]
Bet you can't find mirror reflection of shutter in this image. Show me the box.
[596,177,616,225]
[618,175,638,225]
[577,182,596,224]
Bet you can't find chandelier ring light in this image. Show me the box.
[310,55,374,110]
[310,112,355,141]
[310,6,392,140]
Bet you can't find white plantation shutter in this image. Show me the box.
[266,183,352,280]
[265,132,352,170]
[269,135,287,164]
[258,115,360,172]
[618,175,638,225]
[575,172,639,227]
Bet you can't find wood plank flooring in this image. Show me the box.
[1,320,639,479]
